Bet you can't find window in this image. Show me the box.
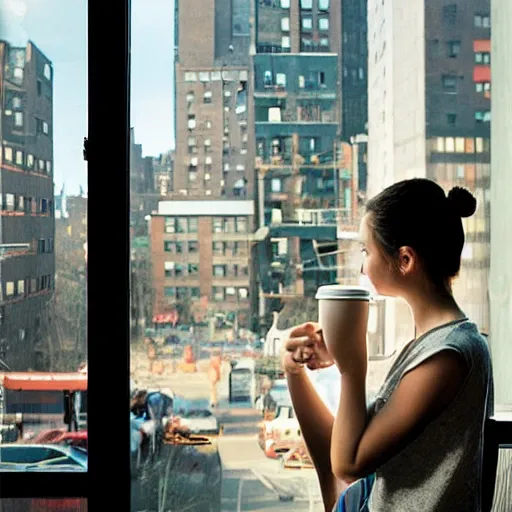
[27,154,34,168]
[213,287,225,301]
[280,0,290,7]
[213,218,224,233]
[165,217,176,233]
[188,241,198,253]
[447,40,460,58]
[443,4,457,24]
[476,83,484,92]
[300,0,312,8]
[188,264,199,276]
[281,17,290,31]
[455,137,465,153]
[319,0,329,10]
[13,67,23,80]
[191,287,200,299]
[276,73,286,88]
[164,287,176,298]
[46,161,52,174]
[203,91,212,103]
[447,113,457,126]
[475,111,484,122]
[39,159,45,172]
[4,147,13,162]
[239,288,249,299]
[188,115,196,130]
[14,112,23,127]
[205,119,212,129]
[302,17,312,30]
[44,63,51,80]
[17,280,25,295]
[164,261,175,277]
[271,179,282,192]
[445,137,455,152]
[184,72,197,82]
[41,198,48,213]
[436,137,445,152]
[213,265,226,277]
[5,194,15,211]
[12,97,21,108]
[442,75,457,93]
[6,282,14,297]
[236,217,247,233]
[281,36,291,49]
[186,92,195,103]
[16,151,23,165]
[474,15,482,27]
[213,241,225,255]
[188,218,198,233]
[318,18,329,31]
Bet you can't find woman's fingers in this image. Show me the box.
[285,335,315,351]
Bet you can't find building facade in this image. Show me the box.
[151,0,255,329]
[368,0,491,336]
[0,40,55,370]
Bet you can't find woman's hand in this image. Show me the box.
[282,322,335,375]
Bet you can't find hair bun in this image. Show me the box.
[447,187,477,218]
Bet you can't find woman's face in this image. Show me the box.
[359,214,400,297]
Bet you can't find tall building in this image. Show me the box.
[150,0,255,329]
[253,0,367,323]
[368,0,491,334]
[0,40,55,370]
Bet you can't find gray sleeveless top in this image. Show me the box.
[367,319,494,512]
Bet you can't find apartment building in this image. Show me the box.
[0,40,55,370]
[368,0,491,342]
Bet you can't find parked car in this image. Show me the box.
[258,402,301,458]
[177,408,220,436]
[0,444,87,471]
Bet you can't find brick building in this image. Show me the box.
[0,40,55,370]
[150,0,255,328]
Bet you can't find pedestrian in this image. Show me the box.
[283,180,494,512]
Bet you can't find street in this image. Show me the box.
[131,350,324,511]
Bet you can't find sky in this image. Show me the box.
[0,0,175,195]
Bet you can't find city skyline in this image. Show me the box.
[1,0,176,194]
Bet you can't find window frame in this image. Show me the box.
[0,0,130,507]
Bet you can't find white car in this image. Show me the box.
[178,409,220,435]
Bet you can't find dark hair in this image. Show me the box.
[365,179,477,288]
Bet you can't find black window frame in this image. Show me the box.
[0,0,130,509]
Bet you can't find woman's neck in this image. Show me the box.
[405,288,466,339]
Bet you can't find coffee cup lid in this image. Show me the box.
[315,285,371,301]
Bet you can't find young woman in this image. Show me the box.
[283,179,494,511]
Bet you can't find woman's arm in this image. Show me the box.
[287,369,345,511]
[330,350,468,482]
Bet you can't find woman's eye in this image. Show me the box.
[361,248,368,255]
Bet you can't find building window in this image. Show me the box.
[41,198,48,213]
[4,147,13,162]
[14,112,23,127]
[6,282,14,297]
[17,280,25,296]
[213,265,226,277]
[236,217,247,233]
[27,154,34,168]
[46,161,52,174]
[164,261,175,278]
[188,264,199,276]
[188,115,196,130]
[188,218,198,233]
[302,17,313,30]
[213,287,224,301]
[281,17,290,31]
[320,38,329,49]
[455,138,465,153]
[281,36,291,49]
[5,194,15,211]
[271,179,282,193]
[44,63,51,80]
[442,75,457,93]
[191,287,200,299]
[280,0,290,7]
[38,159,45,172]
[164,287,176,298]
[447,41,461,58]
[319,0,329,10]
[239,288,249,299]
[184,72,197,82]
[446,113,457,126]
[318,18,329,31]
[264,70,273,87]
[276,73,286,88]
[213,218,225,233]
[203,91,212,103]
[483,111,491,122]
[475,111,490,123]
[475,52,491,64]
[445,137,455,152]
[13,68,23,80]
[213,241,225,255]
[300,0,312,9]
[205,119,212,129]
[188,241,198,253]
[443,4,457,25]
[186,92,195,103]
[475,14,490,28]
[16,151,23,165]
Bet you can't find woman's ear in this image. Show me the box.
[397,246,416,276]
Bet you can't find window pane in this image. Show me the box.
[0,0,88,470]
